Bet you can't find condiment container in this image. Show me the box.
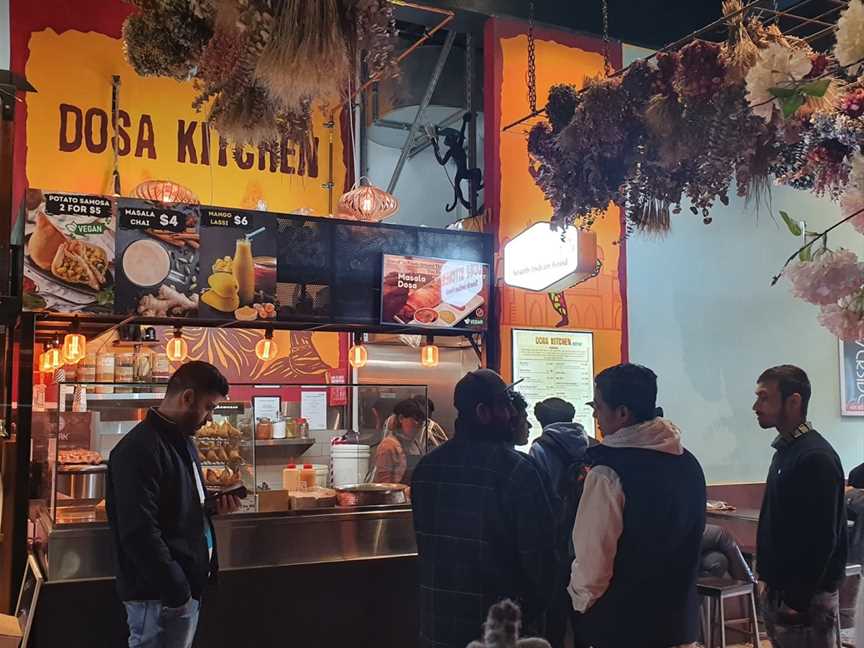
[297,418,310,438]
[80,353,97,383]
[115,352,134,393]
[300,464,316,489]
[271,417,286,439]
[133,347,153,389]
[95,352,115,394]
[285,418,298,439]
[282,464,301,490]
[255,418,273,440]
[153,353,171,382]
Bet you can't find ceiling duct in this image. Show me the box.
[365,42,483,150]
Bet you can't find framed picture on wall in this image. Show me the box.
[839,339,864,416]
[511,328,595,447]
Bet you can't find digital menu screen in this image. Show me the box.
[380,254,489,331]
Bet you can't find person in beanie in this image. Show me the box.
[569,364,706,648]
[529,398,590,648]
[754,365,846,648]
[530,397,590,497]
[411,369,558,648]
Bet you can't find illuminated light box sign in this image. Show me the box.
[503,223,598,293]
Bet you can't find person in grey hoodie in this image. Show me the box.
[529,398,590,648]
[530,398,590,490]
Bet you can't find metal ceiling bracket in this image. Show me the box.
[387,28,457,194]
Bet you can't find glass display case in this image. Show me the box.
[30,380,430,528]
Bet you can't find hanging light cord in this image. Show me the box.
[111,75,122,195]
[527,1,537,114]
[602,0,612,76]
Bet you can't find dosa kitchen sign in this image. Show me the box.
[503,223,598,293]
[380,254,489,331]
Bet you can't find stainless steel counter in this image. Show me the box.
[35,504,417,582]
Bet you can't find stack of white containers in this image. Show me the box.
[330,444,371,487]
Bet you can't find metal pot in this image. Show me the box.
[56,464,107,500]
[335,483,408,507]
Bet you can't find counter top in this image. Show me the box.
[37,504,417,582]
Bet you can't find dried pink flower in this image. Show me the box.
[819,299,864,341]
[786,249,863,305]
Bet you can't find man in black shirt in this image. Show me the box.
[754,365,846,648]
[107,362,241,648]
[411,369,558,648]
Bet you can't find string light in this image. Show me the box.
[46,340,63,371]
[420,335,439,368]
[166,326,188,362]
[62,317,87,364]
[39,345,52,373]
[348,332,368,369]
[255,328,278,361]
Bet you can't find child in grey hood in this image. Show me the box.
[529,398,590,648]
[529,398,590,490]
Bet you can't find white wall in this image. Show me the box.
[0,0,8,70]
[623,45,864,483]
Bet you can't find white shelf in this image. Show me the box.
[254,438,315,451]
[63,392,165,402]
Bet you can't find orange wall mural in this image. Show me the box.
[484,18,627,379]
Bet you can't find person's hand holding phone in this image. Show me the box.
[216,494,241,516]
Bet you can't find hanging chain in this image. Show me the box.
[601,0,612,76]
[527,1,537,113]
[466,32,473,115]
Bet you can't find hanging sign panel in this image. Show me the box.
[22,190,115,313]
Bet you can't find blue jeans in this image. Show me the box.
[124,598,200,648]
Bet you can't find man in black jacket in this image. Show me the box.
[107,361,240,648]
[411,369,558,648]
[754,365,847,648]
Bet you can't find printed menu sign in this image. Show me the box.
[512,329,595,448]
[198,208,278,320]
[22,189,115,313]
[380,254,489,331]
[114,198,200,317]
[840,339,864,416]
[119,205,188,233]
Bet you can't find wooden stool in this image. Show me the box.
[697,577,760,648]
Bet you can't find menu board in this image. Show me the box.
[22,190,115,312]
[512,328,595,449]
[839,339,864,416]
[198,207,278,321]
[380,254,489,331]
[114,198,200,317]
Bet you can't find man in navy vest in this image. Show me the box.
[754,365,846,648]
[568,363,706,648]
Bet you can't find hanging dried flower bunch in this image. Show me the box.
[123,0,400,145]
[527,0,864,235]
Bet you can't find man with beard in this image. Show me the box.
[754,365,847,648]
[411,369,558,648]
[107,361,241,648]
